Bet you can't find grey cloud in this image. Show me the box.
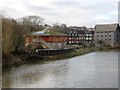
[25,1,118,26]
[0,0,118,27]
[52,1,80,7]
[23,1,51,11]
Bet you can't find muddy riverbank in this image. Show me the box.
[2,46,120,67]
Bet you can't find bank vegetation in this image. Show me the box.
[1,15,69,67]
[2,14,119,67]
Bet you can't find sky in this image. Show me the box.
[0,0,119,27]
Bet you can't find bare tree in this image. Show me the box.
[18,15,44,33]
[51,23,68,34]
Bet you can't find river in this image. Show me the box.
[2,51,118,88]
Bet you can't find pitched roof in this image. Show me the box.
[95,23,118,32]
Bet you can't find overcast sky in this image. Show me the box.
[0,0,119,27]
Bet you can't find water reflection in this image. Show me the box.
[2,51,118,88]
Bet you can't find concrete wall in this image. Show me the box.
[47,42,67,49]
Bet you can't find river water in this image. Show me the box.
[2,51,118,88]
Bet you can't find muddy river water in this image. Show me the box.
[2,51,119,88]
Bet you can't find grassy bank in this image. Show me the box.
[2,46,120,67]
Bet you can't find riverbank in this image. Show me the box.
[44,46,119,61]
[2,46,120,67]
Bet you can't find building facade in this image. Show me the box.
[67,26,94,46]
[84,29,94,46]
[67,29,83,45]
[94,23,120,47]
[25,31,68,50]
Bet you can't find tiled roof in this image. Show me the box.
[95,23,118,32]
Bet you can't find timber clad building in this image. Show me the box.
[25,31,68,50]
[94,23,120,47]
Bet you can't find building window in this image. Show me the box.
[89,38,92,40]
[109,33,111,35]
[69,41,71,44]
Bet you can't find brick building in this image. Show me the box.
[67,26,94,46]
